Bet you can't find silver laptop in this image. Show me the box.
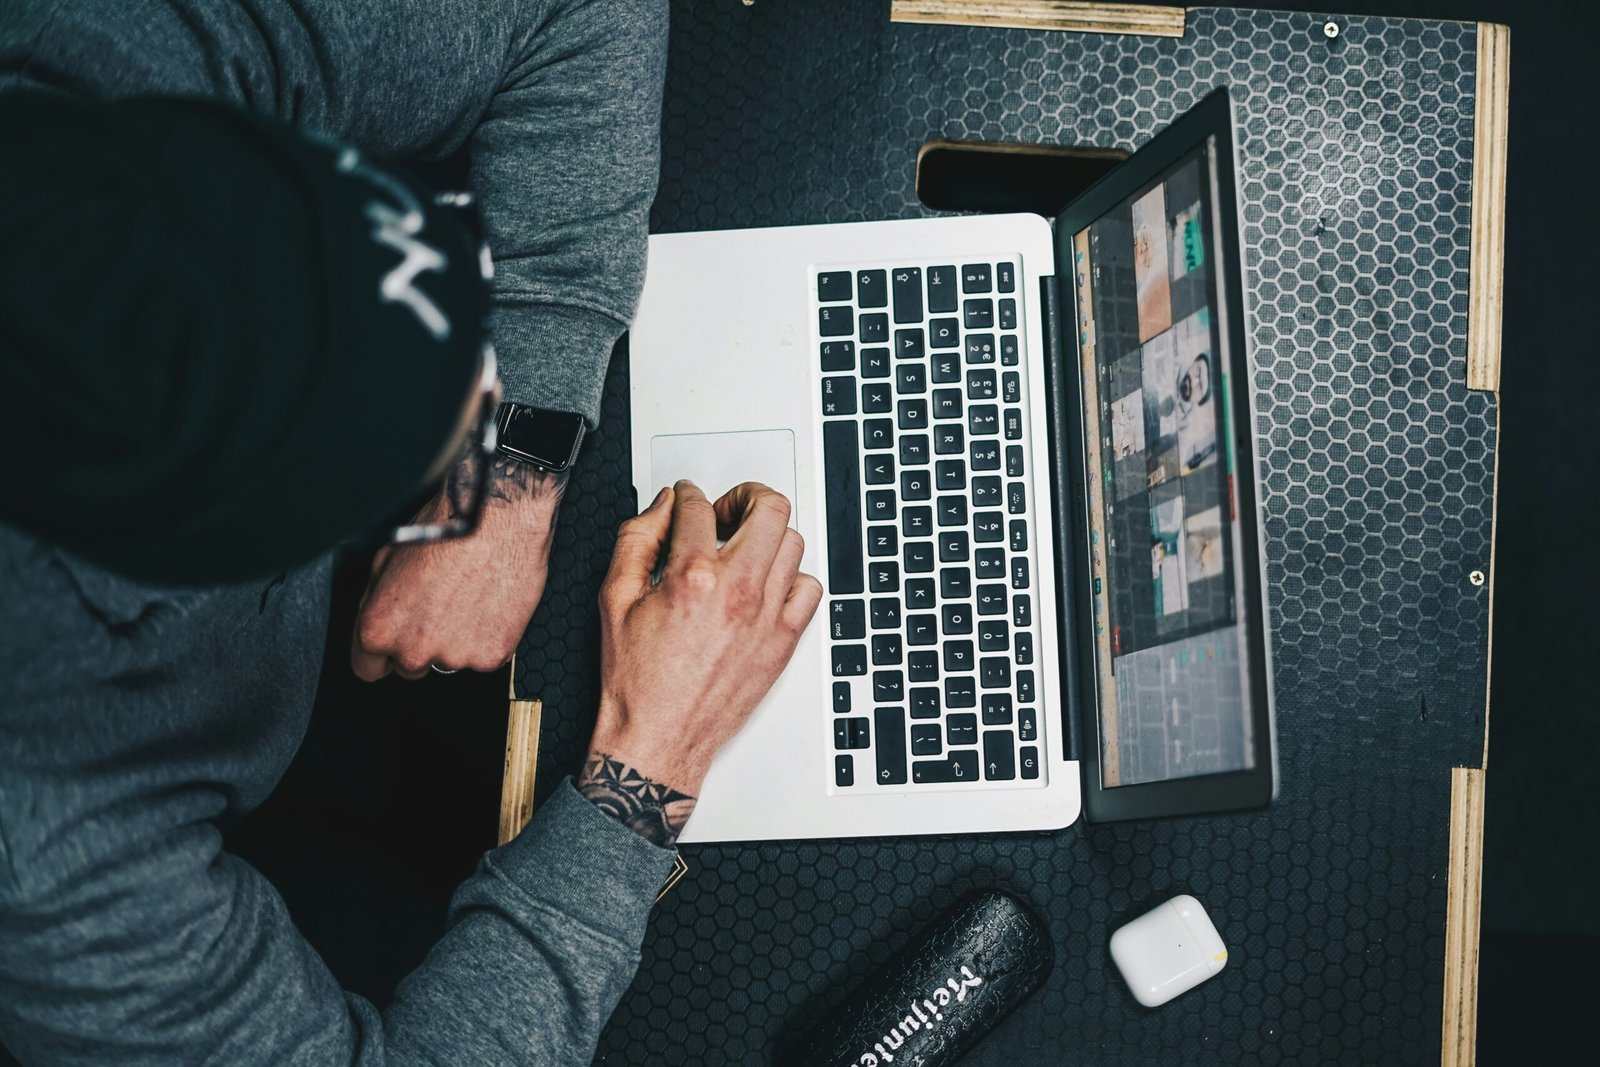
[628,89,1274,842]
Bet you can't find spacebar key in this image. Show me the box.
[823,420,864,594]
[874,706,907,784]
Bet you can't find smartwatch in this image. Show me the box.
[495,403,586,473]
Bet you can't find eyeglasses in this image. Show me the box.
[383,187,501,547]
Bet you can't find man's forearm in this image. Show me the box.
[577,753,697,849]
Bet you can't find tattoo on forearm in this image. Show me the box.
[577,754,696,848]
[445,447,570,521]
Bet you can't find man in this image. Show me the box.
[0,0,668,679]
[0,93,821,1064]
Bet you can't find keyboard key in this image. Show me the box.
[964,299,994,330]
[942,641,974,673]
[1011,556,1030,589]
[908,651,939,682]
[895,328,925,360]
[901,507,932,538]
[930,353,961,384]
[1000,338,1020,369]
[872,634,903,665]
[971,441,1000,470]
[972,476,1002,508]
[941,603,973,636]
[1010,520,1028,552]
[835,717,870,750]
[857,269,887,308]
[862,347,891,378]
[983,729,1016,779]
[938,530,969,562]
[975,548,1005,579]
[1007,482,1026,514]
[835,754,855,786]
[965,334,996,364]
[910,686,941,718]
[832,645,868,676]
[1018,705,1037,742]
[907,614,937,646]
[820,340,855,372]
[996,262,1016,293]
[834,681,853,713]
[829,599,866,640]
[897,398,929,430]
[822,421,863,592]
[901,470,931,501]
[1013,593,1033,628]
[937,495,968,527]
[870,598,901,629]
[1006,444,1025,477]
[977,584,1008,616]
[862,381,892,414]
[896,362,927,395]
[961,263,992,293]
[819,305,853,337]
[927,265,958,311]
[940,567,972,599]
[903,541,934,573]
[1020,745,1040,779]
[866,489,896,523]
[967,369,998,399]
[818,271,852,302]
[859,313,889,344]
[912,750,979,784]
[1015,631,1034,665]
[822,375,856,416]
[935,460,965,491]
[944,675,976,708]
[904,577,935,610]
[968,405,1000,436]
[973,512,1004,543]
[867,525,897,557]
[874,706,907,784]
[869,561,898,592]
[873,671,905,702]
[1004,409,1023,440]
[931,388,963,420]
[928,318,960,349]
[899,434,930,466]
[947,713,978,746]
[980,655,1011,689]
[998,299,1017,330]
[863,418,894,452]
[934,424,964,455]
[1003,371,1021,405]
[892,267,923,323]
[1016,670,1035,705]
[911,723,942,756]
[982,693,1013,724]
[978,619,1009,652]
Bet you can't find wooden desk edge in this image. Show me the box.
[889,0,1186,37]
[1467,23,1509,394]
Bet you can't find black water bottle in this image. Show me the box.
[780,889,1054,1066]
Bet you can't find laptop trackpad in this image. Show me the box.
[649,430,800,526]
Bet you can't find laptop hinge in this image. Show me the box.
[1038,274,1083,766]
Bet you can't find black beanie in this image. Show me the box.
[0,94,487,585]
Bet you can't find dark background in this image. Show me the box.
[139,2,1600,1065]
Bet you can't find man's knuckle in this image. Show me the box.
[678,557,720,593]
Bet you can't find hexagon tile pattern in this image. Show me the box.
[516,4,1496,1064]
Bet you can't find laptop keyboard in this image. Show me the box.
[815,259,1043,791]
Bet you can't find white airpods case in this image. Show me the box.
[1109,894,1229,1007]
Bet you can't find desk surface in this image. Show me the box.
[514,4,1502,1063]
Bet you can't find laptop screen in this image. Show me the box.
[1069,135,1257,789]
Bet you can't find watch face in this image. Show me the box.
[499,406,585,471]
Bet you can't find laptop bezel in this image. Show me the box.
[1052,86,1277,822]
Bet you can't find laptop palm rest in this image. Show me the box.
[648,429,800,528]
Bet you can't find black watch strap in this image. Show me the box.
[495,403,586,473]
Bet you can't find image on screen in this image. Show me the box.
[1070,136,1256,788]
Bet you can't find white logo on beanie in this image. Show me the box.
[334,148,451,342]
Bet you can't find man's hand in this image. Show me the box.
[351,456,568,680]
[577,481,822,846]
